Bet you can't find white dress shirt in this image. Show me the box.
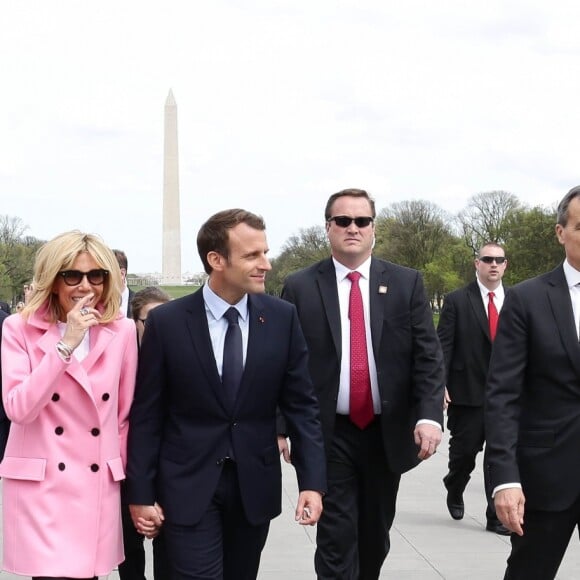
[202,283,249,378]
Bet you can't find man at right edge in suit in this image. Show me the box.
[485,186,580,579]
[282,188,445,579]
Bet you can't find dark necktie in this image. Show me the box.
[222,307,243,406]
[347,272,374,429]
[488,291,499,342]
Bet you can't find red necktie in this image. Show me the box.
[488,291,498,341]
[347,272,374,429]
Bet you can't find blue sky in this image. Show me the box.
[1,0,575,273]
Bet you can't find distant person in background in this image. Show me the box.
[119,286,171,580]
[114,249,135,317]
[0,301,10,315]
[437,242,509,535]
[23,282,35,304]
[0,230,138,579]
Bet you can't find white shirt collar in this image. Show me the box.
[563,259,580,288]
[202,283,248,321]
[332,255,372,282]
[476,276,505,300]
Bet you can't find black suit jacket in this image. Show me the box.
[126,289,326,526]
[486,264,580,511]
[282,257,444,474]
[0,310,9,456]
[437,280,506,406]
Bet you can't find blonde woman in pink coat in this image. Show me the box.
[0,231,138,579]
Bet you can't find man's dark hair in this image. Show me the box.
[112,249,128,271]
[557,186,580,226]
[197,209,266,274]
[324,188,376,221]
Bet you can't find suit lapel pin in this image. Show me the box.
[378,285,388,294]
[258,315,265,324]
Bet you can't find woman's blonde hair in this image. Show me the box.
[21,231,122,324]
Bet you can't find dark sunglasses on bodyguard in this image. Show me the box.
[327,216,374,228]
[58,269,109,286]
[479,256,506,265]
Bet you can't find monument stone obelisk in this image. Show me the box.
[161,89,182,285]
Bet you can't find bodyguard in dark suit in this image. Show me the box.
[437,242,509,534]
[126,209,326,580]
[486,186,580,579]
[282,189,444,580]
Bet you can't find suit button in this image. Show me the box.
[58,462,65,471]
[102,393,110,401]
[51,393,60,402]
[91,428,100,436]
[55,426,64,435]
[90,463,99,472]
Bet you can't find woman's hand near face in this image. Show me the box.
[61,293,102,351]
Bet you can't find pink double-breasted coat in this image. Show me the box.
[0,307,137,577]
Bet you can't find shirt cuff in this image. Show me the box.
[492,483,522,498]
[416,419,442,430]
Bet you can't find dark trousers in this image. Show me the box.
[119,497,171,580]
[504,493,580,580]
[444,404,497,520]
[315,415,400,580]
[163,461,270,580]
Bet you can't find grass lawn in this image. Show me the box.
[129,284,200,300]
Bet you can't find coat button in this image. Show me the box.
[91,428,100,437]
[51,393,60,402]
[55,426,64,435]
[102,393,110,401]
[58,462,65,471]
[90,464,99,472]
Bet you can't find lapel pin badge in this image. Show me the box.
[258,315,265,324]
[378,285,388,294]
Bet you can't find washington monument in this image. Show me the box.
[162,89,182,285]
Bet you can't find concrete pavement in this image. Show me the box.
[2,430,580,578]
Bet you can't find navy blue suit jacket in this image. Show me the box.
[126,289,326,526]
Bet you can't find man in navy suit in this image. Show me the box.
[437,242,510,534]
[486,186,580,578]
[126,209,326,580]
[282,188,444,579]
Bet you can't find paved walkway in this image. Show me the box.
[2,430,580,578]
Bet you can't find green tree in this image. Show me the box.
[267,226,329,295]
[374,200,453,270]
[458,190,520,254]
[0,216,43,305]
[503,205,562,285]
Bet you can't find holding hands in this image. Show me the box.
[129,503,165,539]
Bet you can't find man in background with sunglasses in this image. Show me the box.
[282,188,444,579]
[437,243,509,535]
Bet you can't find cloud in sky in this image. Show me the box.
[0,0,575,273]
